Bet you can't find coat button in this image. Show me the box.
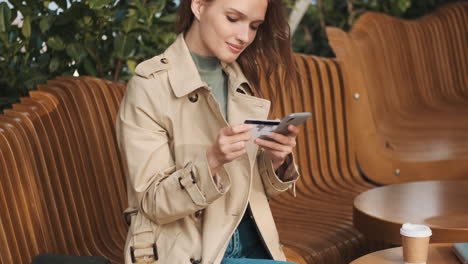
[190,258,202,264]
[160,58,169,64]
[236,88,246,94]
[188,93,198,103]
[194,210,203,218]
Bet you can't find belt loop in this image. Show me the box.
[130,212,158,263]
[124,207,138,226]
[130,243,158,263]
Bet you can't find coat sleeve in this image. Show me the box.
[116,76,231,225]
[257,148,300,198]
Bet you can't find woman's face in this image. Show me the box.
[193,0,267,63]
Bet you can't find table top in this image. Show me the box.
[350,244,459,264]
[354,180,468,244]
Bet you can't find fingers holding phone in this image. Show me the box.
[206,124,253,175]
[245,112,310,170]
[255,124,299,170]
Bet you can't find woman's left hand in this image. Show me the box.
[254,124,299,170]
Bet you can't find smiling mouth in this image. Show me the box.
[227,43,243,53]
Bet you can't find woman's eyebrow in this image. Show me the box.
[226,8,264,23]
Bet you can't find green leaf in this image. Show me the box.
[84,47,97,63]
[114,34,137,60]
[158,13,176,23]
[49,56,60,72]
[122,17,138,34]
[160,32,176,45]
[12,40,27,55]
[323,0,334,13]
[37,53,51,68]
[0,2,12,32]
[22,16,32,38]
[130,1,149,18]
[39,16,52,33]
[82,16,92,26]
[47,36,65,50]
[398,0,411,13]
[66,43,84,62]
[115,8,127,23]
[55,2,89,26]
[55,0,68,9]
[87,0,114,10]
[0,32,9,44]
[126,59,136,74]
[148,0,167,16]
[23,70,48,91]
[83,58,98,76]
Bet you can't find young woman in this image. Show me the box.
[116,0,301,263]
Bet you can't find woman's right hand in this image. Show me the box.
[206,124,253,176]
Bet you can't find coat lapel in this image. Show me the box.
[165,34,208,98]
[224,62,271,170]
[164,33,271,170]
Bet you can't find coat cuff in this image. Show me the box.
[185,151,231,205]
[260,150,300,192]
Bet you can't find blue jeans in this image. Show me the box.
[221,207,296,264]
[222,258,296,264]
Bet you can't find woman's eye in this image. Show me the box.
[250,23,262,31]
[226,16,237,22]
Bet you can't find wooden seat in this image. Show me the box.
[0,115,51,263]
[0,78,128,263]
[326,2,468,184]
[264,54,386,264]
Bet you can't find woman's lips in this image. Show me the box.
[227,43,243,54]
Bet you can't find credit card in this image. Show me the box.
[244,119,280,139]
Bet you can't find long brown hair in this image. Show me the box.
[175,0,296,99]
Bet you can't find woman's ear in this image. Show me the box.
[191,0,204,21]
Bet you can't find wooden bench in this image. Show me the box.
[0,53,385,263]
[0,77,128,263]
[326,2,468,184]
[264,55,386,264]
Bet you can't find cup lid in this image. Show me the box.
[400,223,432,237]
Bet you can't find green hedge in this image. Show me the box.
[0,0,178,112]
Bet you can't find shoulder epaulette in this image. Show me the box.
[134,55,171,78]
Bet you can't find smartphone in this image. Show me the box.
[273,112,312,135]
[244,112,311,139]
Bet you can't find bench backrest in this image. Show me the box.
[327,2,468,184]
[0,77,128,263]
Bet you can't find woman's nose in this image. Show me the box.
[236,24,250,43]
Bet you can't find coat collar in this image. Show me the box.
[164,34,251,98]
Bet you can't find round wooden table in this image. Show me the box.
[354,181,468,244]
[350,244,459,264]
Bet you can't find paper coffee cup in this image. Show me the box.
[400,223,432,264]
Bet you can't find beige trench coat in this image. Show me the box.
[116,34,300,264]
